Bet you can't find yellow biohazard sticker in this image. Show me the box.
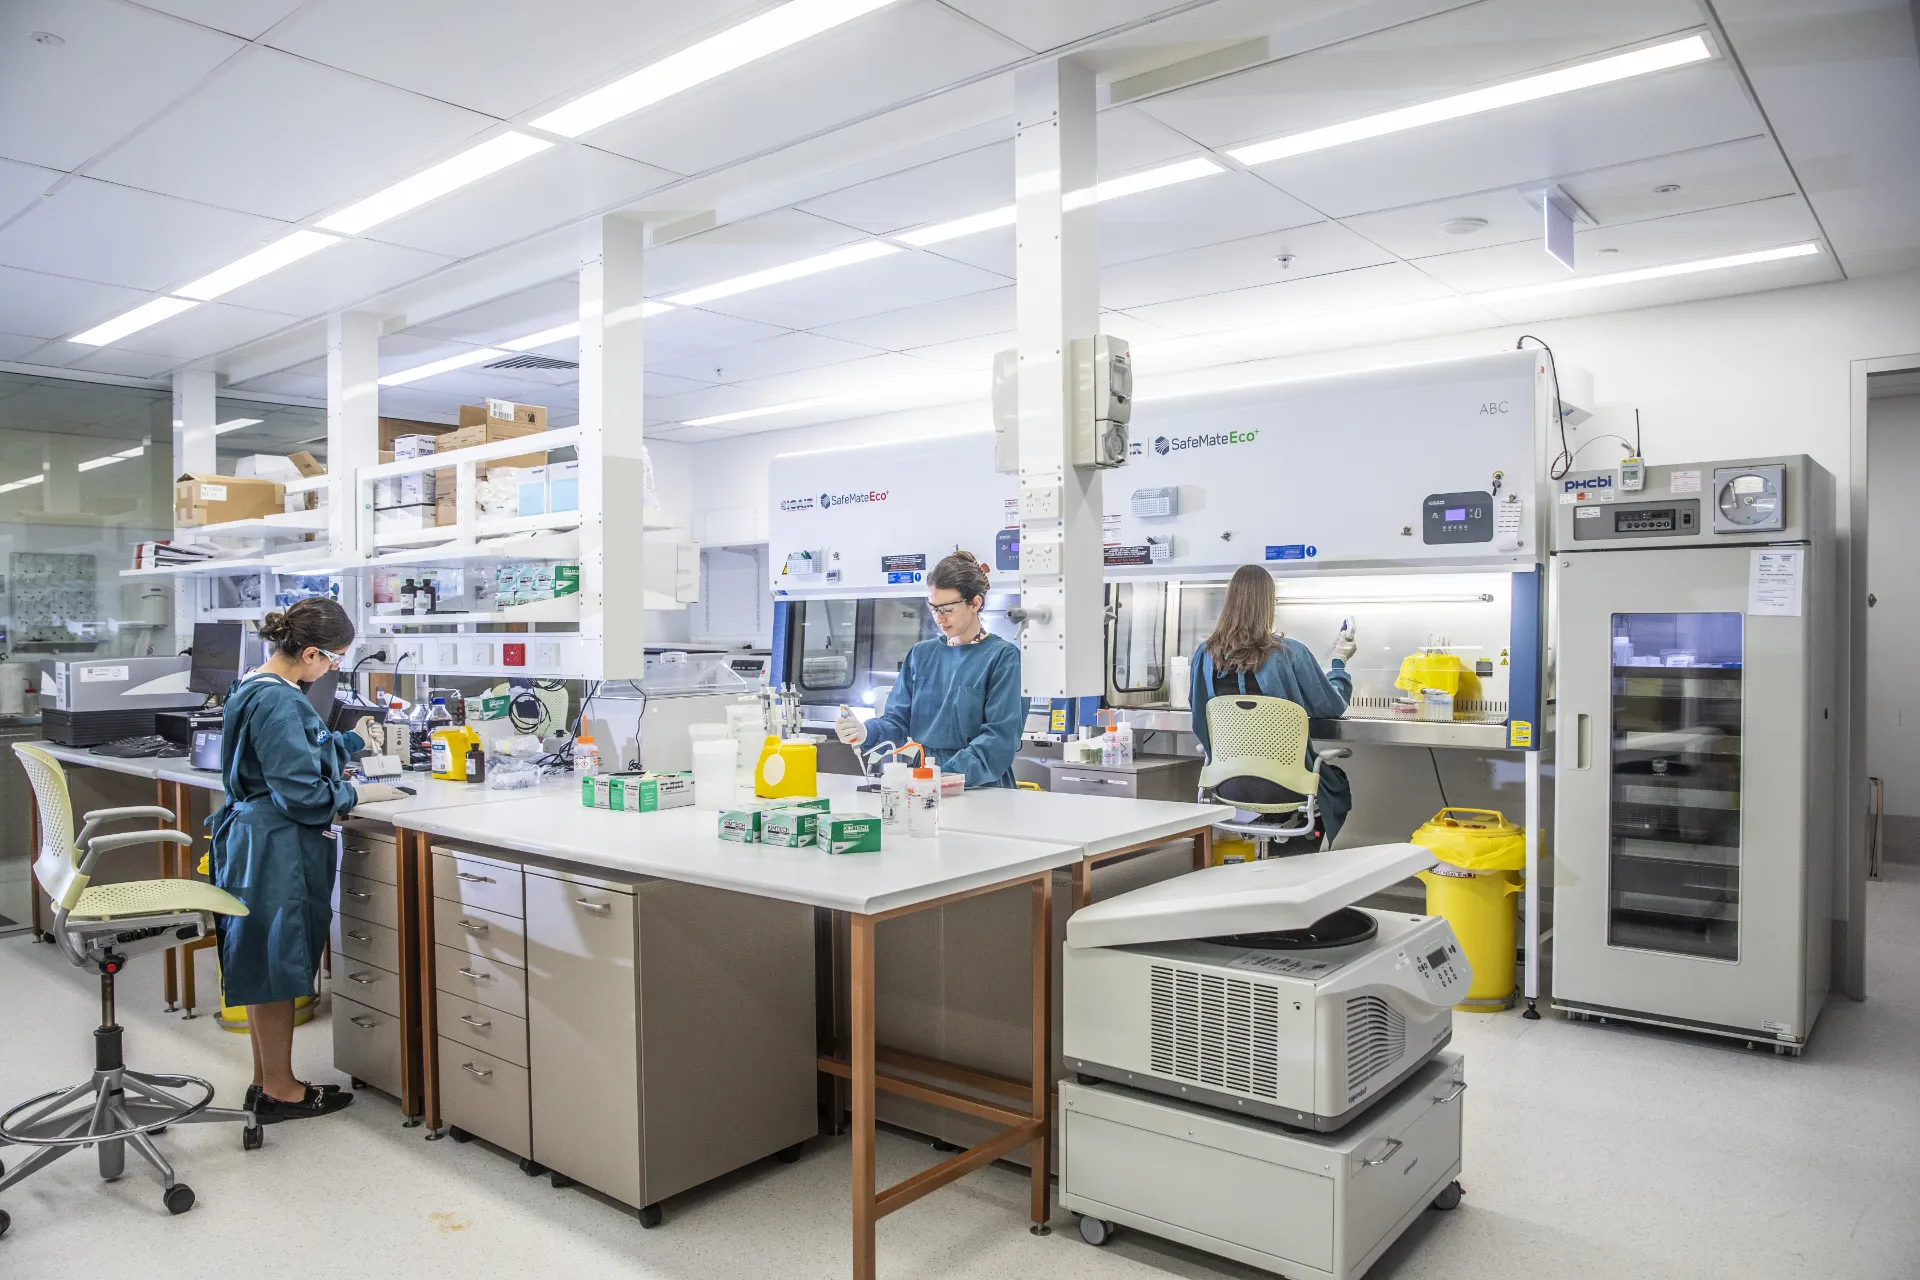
[1509,720,1533,748]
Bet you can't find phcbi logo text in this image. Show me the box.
[777,496,816,512]
[819,489,889,509]
[1153,429,1260,455]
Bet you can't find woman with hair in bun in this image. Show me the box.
[836,550,1023,788]
[208,596,405,1123]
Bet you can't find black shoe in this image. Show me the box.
[251,1085,354,1124]
[244,1082,342,1111]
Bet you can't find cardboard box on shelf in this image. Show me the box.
[288,451,324,478]
[460,400,548,431]
[434,495,457,527]
[376,471,434,509]
[234,454,300,481]
[175,474,285,527]
[378,417,455,452]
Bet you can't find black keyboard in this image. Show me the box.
[92,735,187,759]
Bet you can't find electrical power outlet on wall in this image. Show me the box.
[535,642,561,670]
[435,642,459,667]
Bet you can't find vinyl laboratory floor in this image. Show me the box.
[1,870,1917,1280]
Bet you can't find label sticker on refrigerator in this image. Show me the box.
[1761,1020,1793,1037]
[1508,720,1533,748]
[1670,470,1702,495]
[1748,549,1803,617]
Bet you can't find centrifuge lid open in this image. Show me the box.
[1064,844,1438,950]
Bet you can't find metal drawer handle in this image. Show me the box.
[1433,1081,1468,1105]
[1361,1138,1404,1168]
[346,971,378,986]
[346,930,373,943]
[349,1015,379,1029]
[346,847,372,857]
[460,1062,493,1081]
[458,919,488,933]
[457,967,491,981]
[455,871,496,884]
[575,899,612,914]
[344,888,372,900]
[458,1013,492,1030]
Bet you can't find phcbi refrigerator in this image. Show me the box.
[1551,455,1836,1052]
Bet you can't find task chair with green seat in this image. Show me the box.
[0,744,262,1238]
[1197,694,1351,856]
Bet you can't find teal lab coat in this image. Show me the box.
[863,632,1023,788]
[208,674,364,1007]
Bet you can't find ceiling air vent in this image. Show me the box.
[484,354,578,372]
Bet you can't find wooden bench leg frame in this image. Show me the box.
[823,871,1054,1280]
[1070,826,1214,911]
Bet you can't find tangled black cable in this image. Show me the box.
[1516,334,1571,479]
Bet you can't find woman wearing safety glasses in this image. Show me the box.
[207,596,405,1123]
[836,550,1024,788]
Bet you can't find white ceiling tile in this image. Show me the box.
[1099,169,1323,266]
[644,210,866,299]
[905,331,1010,371]
[1127,261,1458,337]
[812,286,1013,351]
[127,1,305,40]
[64,347,182,378]
[404,279,580,345]
[218,238,456,318]
[916,226,1015,277]
[647,385,768,425]
[1477,249,1838,325]
[651,330,884,384]
[1412,194,1824,293]
[268,0,760,120]
[732,351,964,401]
[364,148,677,261]
[373,386,463,424]
[89,48,502,224]
[799,142,1012,237]
[1135,0,1702,149]
[0,178,290,292]
[643,308,790,367]
[226,370,326,398]
[1101,220,1394,311]
[1257,63,1762,218]
[0,157,60,223]
[642,372,715,398]
[1129,335,1257,376]
[691,248,1010,330]
[585,2,1025,174]
[939,0,1179,52]
[652,424,733,443]
[0,0,245,170]
[114,301,299,360]
[0,266,151,340]
[0,333,49,360]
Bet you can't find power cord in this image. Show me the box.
[1428,747,1451,809]
[1516,334,1571,479]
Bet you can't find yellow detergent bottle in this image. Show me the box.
[432,725,480,781]
[754,735,819,799]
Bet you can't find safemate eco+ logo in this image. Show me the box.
[1152,429,1260,456]
[818,489,889,509]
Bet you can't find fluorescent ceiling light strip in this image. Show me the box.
[378,348,506,387]
[115,446,146,458]
[69,297,199,346]
[897,157,1224,246]
[531,0,899,138]
[1228,33,1713,166]
[684,399,823,427]
[318,133,552,235]
[176,231,340,301]
[0,474,46,493]
[666,241,899,306]
[1473,242,1820,306]
[77,454,129,472]
[214,418,263,434]
[500,322,581,351]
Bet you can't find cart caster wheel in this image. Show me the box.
[164,1184,195,1215]
[931,1139,958,1153]
[638,1203,663,1229]
[1075,1074,1100,1087]
[1431,1180,1463,1211]
[242,1125,263,1151]
[351,1078,366,1090]
[149,1126,167,1136]
[777,1142,803,1164]
[0,1207,9,1237]
[551,1172,574,1189]
[518,1157,546,1177]
[448,1126,471,1144]
[1078,1215,1115,1247]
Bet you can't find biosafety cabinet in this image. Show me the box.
[1550,456,1836,1051]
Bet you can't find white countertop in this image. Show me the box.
[395,792,1082,916]
[31,741,168,781]
[813,773,1227,855]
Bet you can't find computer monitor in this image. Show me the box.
[304,669,340,722]
[188,622,246,697]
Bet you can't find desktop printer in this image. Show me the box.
[39,656,202,746]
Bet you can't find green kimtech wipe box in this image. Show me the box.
[719,803,772,843]
[761,808,821,848]
[818,814,881,855]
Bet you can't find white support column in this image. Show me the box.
[1014,58,1102,698]
[171,367,216,639]
[326,312,380,561]
[578,214,648,681]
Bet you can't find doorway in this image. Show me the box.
[1866,370,1920,867]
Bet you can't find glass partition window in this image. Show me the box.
[1110,581,1167,693]
[1606,612,1743,961]
[869,598,927,680]
[796,599,858,692]
[1176,583,1226,662]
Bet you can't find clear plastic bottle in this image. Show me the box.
[574,734,600,775]
[384,698,411,767]
[880,760,910,830]
[907,766,939,839]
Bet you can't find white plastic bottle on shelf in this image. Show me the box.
[907,766,940,839]
[880,760,910,830]
[573,734,600,775]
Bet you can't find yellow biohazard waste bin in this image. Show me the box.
[1410,808,1526,1011]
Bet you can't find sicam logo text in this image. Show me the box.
[1154,429,1260,455]
[818,489,889,510]
[778,496,816,512]
[1563,476,1613,492]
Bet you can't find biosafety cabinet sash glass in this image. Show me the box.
[1606,612,1743,961]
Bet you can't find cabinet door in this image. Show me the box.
[526,872,639,1207]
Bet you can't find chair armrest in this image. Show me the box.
[83,806,179,824]
[75,829,194,879]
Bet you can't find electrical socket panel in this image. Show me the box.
[397,642,423,669]
[434,642,460,667]
[535,643,561,670]
[470,642,494,666]
[1023,532,1062,576]
[1021,484,1062,520]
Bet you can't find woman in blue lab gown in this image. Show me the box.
[208,597,404,1122]
[1190,564,1357,845]
[837,551,1023,788]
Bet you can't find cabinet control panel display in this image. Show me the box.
[1571,499,1702,542]
[1409,935,1471,1000]
[1423,491,1494,544]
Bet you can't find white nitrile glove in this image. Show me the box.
[1332,618,1357,664]
[353,716,381,749]
[352,782,409,806]
[836,704,867,746]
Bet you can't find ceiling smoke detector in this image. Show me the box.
[1654,183,1682,194]
[1439,217,1489,236]
[31,31,64,45]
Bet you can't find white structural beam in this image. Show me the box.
[327,312,380,559]
[578,214,649,681]
[1014,59,1102,697]
[171,367,217,639]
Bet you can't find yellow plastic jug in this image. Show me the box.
[754,736,819,799]
[431,725,480,781]
[1394,652,1482,700]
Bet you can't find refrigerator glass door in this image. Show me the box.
[1607,613,1743,960]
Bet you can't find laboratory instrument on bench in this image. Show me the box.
[1060,846,1469,1278]
[39,655,201,746]
[1551,455,1836,1052]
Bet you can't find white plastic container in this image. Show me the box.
[879,760,910,829]
[573,734,600,775]
[692,737,738,809]
[907,766,940,838]
[1419,688,1454,722]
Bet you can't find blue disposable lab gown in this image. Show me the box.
[863,633,1023,788]
[1190,639,1354,843]
[208,674,364,1007]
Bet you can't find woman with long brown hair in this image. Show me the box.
[1190,564,1357,843]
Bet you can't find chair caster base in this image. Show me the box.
[0,1207,10,1237]
[1431,1180,1463,1211]
[518,1157,546,1177]
[777,1142,803,1164]
[551,1172,574,1189]
[242,1125,263,1151]
[164,1184,195,1215]
[638,1203,663,1229]
[1078,1216,1113,1246]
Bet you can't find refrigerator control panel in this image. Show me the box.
[1713,464,1786,533]
[1555,456,1819,550]
[1571,499,1701,541]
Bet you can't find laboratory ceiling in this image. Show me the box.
[0,0,1915,439]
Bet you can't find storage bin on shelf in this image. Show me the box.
[1410,808,1526,1011]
